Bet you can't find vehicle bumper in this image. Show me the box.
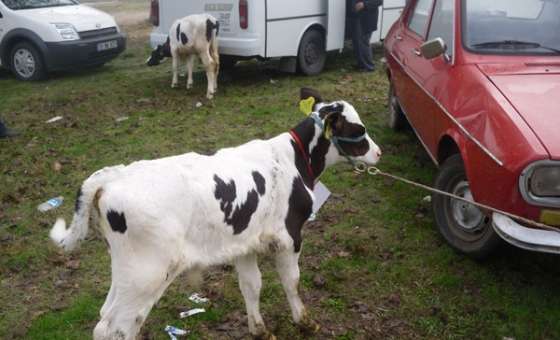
[492,213,560,254]
[150,32,262,58]
[44,33,126,71]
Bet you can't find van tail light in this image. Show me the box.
[239,0,248,29]
[149,0,159,26]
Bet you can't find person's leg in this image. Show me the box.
[351,18,365,69]
[360,30,375,71]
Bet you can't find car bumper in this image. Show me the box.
[44,33,127,71]
[150,32,263,58]
[492,213,560,254]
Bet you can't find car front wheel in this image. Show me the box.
[388,83,408,130]
[10,41,47,81]
[432,154,502,259]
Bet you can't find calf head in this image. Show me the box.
[146,37,172,66]
[300,88,382,168]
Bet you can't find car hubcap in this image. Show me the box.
[304,42,319,65]
[13,49,36,78]
[450,180,485,232]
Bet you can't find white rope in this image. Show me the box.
[355,164,560,234]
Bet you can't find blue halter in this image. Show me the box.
[308,112,367,167]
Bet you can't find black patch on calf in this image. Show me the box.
[163,37,171,57]
[176,24,181,42]
[206,19,219,42]
[252,171,266,195]
[74,187,83,212]
[285,177,313,252]
[180,32,189,45]
[214,172,266,235]
[107,210,127,234]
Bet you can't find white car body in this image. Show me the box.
[0,1,126,77]
[150,0,404,64]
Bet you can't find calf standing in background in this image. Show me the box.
[49,89,382,340]
[147,14,220,99]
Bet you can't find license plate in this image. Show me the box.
[97,40,118,52]
[204,3,233,32]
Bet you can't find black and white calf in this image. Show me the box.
[147,14,220,99]
[49,89,381,340]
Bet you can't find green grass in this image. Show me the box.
[2,22,560,340]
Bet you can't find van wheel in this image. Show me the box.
[388,83,407,131]
[432,154,502,259]
[10,42,47,81]
[297,29,326,76]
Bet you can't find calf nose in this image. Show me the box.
[376,149,382,158]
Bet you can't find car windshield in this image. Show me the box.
[1,0,79,10]
[463,0,560,55]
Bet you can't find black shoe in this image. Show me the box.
[353,65,376,73]
[0,127,18,138]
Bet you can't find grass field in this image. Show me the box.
[2,15,560,340]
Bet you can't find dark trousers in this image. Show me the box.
[351,19,375,71]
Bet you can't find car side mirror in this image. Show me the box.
[420,38,448,61]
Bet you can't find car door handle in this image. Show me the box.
[396,35,403,41]
[412,48,421,56]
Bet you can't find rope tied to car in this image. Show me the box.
[353,163,560,234]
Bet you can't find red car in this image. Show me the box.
[384,0,560,258]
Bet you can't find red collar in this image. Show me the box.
[289,129,315,179]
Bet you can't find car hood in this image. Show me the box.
[16,4,116,32]
[479,63,560,158]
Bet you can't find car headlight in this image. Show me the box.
[530,167,560,197]
[520,161,560,207]
[52,23,80,41]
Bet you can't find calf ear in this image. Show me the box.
[300,88,324,103]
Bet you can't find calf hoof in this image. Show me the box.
[298,314,320,334]
[252,324,276,340]
[206,93,214,100]
[171,83,179,89]
[187,84,193,90]
[253,331,276,340]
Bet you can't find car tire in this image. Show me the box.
[10,41,47,81]
[388,83,408,130]
[432,154,502,259]
[297,29,326,76]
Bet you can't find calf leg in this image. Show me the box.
[171,52,180,88]
[94,253,181,340]
[199,51,216,99]
[275,249,319,334]
[186,55,195,90]
[234,253,274,339]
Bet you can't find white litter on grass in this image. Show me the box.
[270,79,277,84]
[188,293,209,304]
[46,116,63,124]
[422,195,432,203]
[179,308,206,318]
[115,116,129,122]
[195,102,203,108]
[165,325,188,340]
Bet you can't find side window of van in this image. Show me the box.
[408,0,433,38]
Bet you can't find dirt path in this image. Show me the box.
[83,0,149,28]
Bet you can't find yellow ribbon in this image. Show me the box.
[299,97,315,116]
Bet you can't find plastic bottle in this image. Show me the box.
[37,196,64,212]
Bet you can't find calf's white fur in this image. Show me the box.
[50,90,381,340]
[147,14,220,99]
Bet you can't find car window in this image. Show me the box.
[428,0,454,57]
[408,0,433,38]
[1,0,78,10]
[464,0,560,55]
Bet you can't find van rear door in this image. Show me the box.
[327,0,346,51]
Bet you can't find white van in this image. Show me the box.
[149,0,404,75]
[0,0,126,81]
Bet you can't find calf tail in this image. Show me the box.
[49,165,124,252]
[206,17,220,63]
